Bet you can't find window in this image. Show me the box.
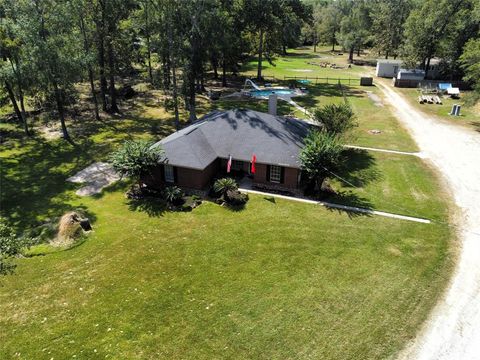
[269,165,282,183]
[164,164,175,183]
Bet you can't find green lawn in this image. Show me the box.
[240,45,374,80]
[293,84,419,152]
[329,150,448,221]
[0,191,453,359]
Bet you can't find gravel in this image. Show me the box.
[377,81,480,360]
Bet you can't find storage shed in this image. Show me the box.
[375,60,403,78]
[396,69,425,80]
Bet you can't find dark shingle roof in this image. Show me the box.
[153,109,312,170]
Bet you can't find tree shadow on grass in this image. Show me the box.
[294,84,364,110]
[319,148,379,217]
[0,136,98,230]
[126,197,168,217]
[323,191,374,219]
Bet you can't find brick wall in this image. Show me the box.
[253,164,299,189]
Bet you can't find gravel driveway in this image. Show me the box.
[377,81,480,360]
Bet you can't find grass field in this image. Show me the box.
[0,191,453,359]
[240,45,375,80]
[0,46,455,359]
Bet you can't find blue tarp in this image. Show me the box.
[438,83,452,90]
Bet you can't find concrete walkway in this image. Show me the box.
[344,144,425,157]
[239,187,431,224]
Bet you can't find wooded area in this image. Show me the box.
[1,0,479,142]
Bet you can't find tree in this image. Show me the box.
[317,2,343,52]
[244,0,309,80]
[370,0,411,59]
[402,0,472,78]
[300,130,344,192]
[11,0,85,143]
[0,3,31,135]
[313,103,357,136]
[339,0,372,63]
[110,140,165,185]
[0,218,32,275]
[460,38,480,90]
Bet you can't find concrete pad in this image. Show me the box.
[67,162,120,196]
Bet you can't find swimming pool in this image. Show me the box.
[249,89,297,97]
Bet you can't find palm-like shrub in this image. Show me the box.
[163,186,184,204]
[300,130,344,192]
[110,140,164,185]
[213,178,238,197]
[313,103,357,136]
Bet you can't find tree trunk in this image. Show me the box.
[424,56,432,79]
[257,28,264,81]
[88,68,100,120]
[53,83,72,143]
[211,55,218,79]
[385,50,389,59]
[313,32,317,52]
[222,56,227,87]
[168,23,180,130]
[4,81,24,127]
[162,52,171,91]
[282,43,287,55]
[144,1,153,84]
[18,92,29,136]
[97,31,108,112]
[80,13,100,121]
[107,38,119,113]
[348,47,354,63]
[357,47,360,57]
[331,36,335,51]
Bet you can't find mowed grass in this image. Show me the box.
[0,191,453,360]
[396,87,480,131]
[294,84,419,152]
[329,150,448,221]
[240,45,373,80]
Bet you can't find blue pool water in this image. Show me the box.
[250,89,296,97]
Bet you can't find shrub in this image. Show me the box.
[110,140,164,185]
[213,178,238,197]
[163,186,184,205]
[225,189,249,206]
[313,103,357,136]
[0,218,33,275]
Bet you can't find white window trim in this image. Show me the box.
[164,164,175,183]
[270,165,281,183]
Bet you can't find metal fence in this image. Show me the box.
[283,76,361,85]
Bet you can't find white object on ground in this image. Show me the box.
[238,187,431,224]
[67,162,120,196]
[344,145,425,157]
[376,80,480,360]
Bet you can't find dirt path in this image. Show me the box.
[376,81,480,360]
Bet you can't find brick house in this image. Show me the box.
[146,109,312,191]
